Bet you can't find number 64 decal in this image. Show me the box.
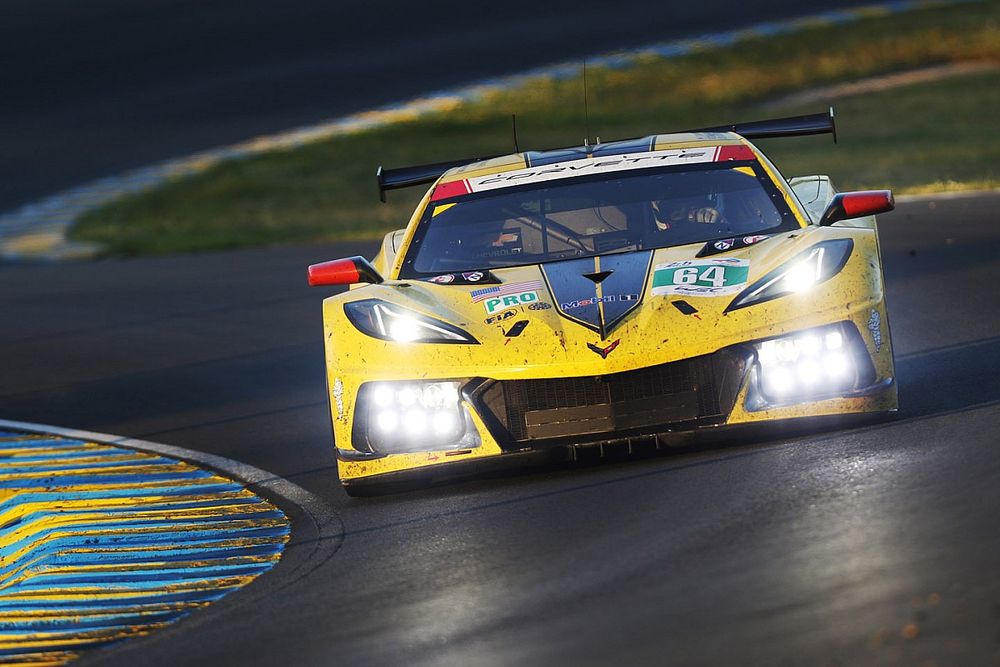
[651,258,750,296]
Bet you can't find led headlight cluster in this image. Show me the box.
[751,323,876,408]
[344,299,478,344]
[727,239,853,312]
[354,381,481,455]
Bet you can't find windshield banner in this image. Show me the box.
[430,144,755,201]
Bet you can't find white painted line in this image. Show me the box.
[896,188,1000,203]
[759,61,999,111]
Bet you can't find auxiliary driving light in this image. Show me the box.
[353,380,480,455]
[750,323,876,408]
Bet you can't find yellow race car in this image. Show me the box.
[309,109,897,496]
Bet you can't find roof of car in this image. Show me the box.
[438,131,752,184]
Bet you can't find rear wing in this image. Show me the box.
[377,157,501,203]
[376,107,836,201]
[691,106,836,142]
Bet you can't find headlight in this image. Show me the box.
[747,322,877,410]
[725,239,853,312]
[344,299,478,344]
[353,380,481,454]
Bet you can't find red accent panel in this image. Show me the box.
[430,179,471,201]
[715,144,756,162]
[841,190,894,216]
[308,258,361,286]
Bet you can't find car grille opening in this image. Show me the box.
[474,349,748,448]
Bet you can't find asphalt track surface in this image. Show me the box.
[0,0,881,212]
[0,191,998,665]
[3,1,1000,664]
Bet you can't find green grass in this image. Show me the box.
[757,70,1000,190]
[71,1,1000,255]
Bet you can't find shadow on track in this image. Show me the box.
[341,334,1000,505]
[894,335,1000,417]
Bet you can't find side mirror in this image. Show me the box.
[308,256,384,286]
[819,190,894,226]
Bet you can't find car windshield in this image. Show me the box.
[400,161,799,277]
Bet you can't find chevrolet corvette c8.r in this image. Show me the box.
[308,109,896,495]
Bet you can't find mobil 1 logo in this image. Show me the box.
[651,258,750,297]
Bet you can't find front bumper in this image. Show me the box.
[331,308,897,485]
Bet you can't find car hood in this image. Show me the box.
[327,226,875,379]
